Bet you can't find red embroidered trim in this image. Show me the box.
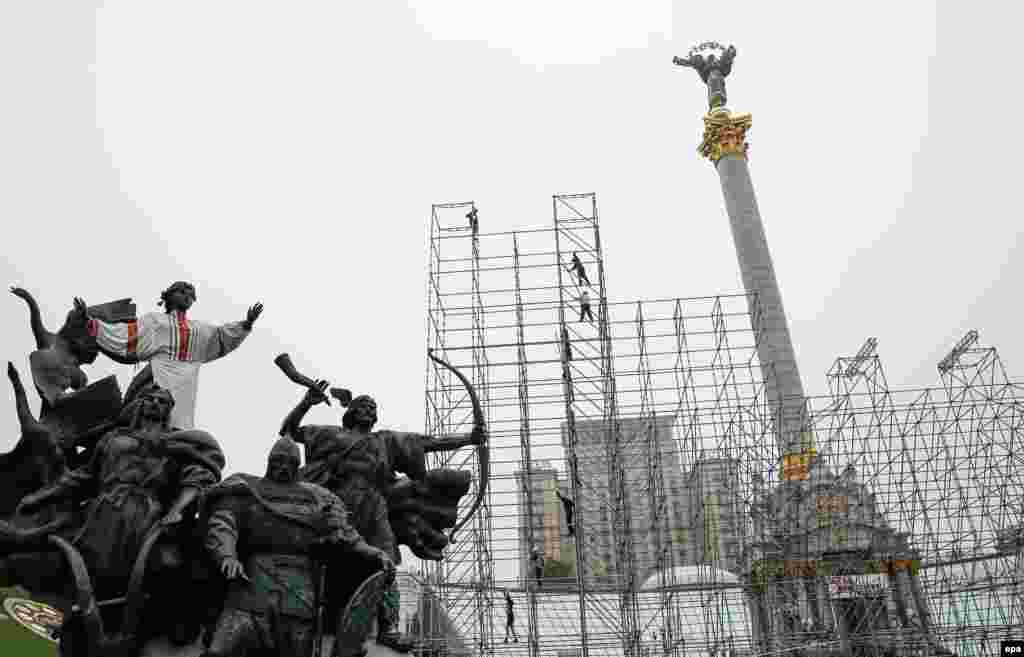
[176,312,190,360]
[126,321,138,356]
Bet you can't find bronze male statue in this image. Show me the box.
[201,436,394,657]
[280,384,483,653]
[17,384,224,605]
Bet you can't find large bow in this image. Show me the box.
[427,348,488,543]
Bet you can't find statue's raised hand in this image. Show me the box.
[304,379,330,407]
[9,286,31,301]
[159,510,183,527]
[243,303,264,330]
[72,297,89,319]
[220,557,249,582]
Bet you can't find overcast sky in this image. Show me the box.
[2,3,1022,577]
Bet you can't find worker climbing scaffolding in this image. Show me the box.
[530,547,545,589]
[567,251,591,287]
[556,487,576,537]
[578,290,594,323]
[503,590,519,643]
[560,326,573,364]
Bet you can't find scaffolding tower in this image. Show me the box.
[420,194,1024,657]
[425,202,495,656]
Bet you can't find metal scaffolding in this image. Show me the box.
[512,234,541,657]
[424,201,495,656]
[419,194,1024,657]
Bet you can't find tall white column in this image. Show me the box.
[700,107,808,458]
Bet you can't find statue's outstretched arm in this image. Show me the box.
[420,429,484,453]
[17,454,94,513]
[9,287,52,350]
[279,392,316,441]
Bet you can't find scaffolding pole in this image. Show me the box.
[512,234,540,657]
[470,203,496,657]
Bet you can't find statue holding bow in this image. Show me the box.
[277,349,487,654]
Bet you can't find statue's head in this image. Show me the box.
[266,436,301,484]
[159,281,196,313]
[120,384,175,428]
[342,395,378,431]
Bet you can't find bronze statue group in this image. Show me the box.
[0,282,486,657]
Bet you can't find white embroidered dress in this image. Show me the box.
[88,310,251,430]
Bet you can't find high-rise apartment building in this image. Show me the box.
[517,424,745,585]
[561,416,689,583]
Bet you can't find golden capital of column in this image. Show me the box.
[699,109,752,163]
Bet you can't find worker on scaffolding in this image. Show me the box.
[578,290,594,323]
[555,487,576,537]
[466,207,479,236]
[560,327,572,362]
[503,590,519,643]
[566,251,591,287]
[530,546,545,589]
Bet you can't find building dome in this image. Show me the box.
[639,564,741,590]
[636,565,750,654]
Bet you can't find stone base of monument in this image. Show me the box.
[139,630,403,654]
[140,612,407,657]
[140,634,406,657]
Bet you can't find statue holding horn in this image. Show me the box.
[275,352,485,653]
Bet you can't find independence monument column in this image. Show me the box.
[674,44,810,465]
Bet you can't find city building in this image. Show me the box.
[514,460,571,585]
[687,453,743,571]
[556,416,742,583]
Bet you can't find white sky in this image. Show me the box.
[1,2,1022,570]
